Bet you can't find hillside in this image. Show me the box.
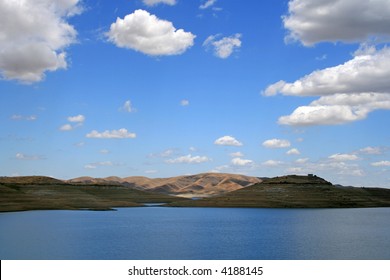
[0,176,187,212]
[169,175,390,208]
[67,173,262,197]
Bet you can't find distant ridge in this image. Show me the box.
[0,176,65,185]
[67,173,263,197]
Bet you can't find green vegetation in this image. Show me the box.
[0,176,187,212]
[168,175,390,208]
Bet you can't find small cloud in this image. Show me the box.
[180,99,190,106]
[11,115,37,121]
[328,153,359,161]
[99,149,110,154]
[200,0,217,9]
[59,124,73,131]
[86,128,136,139]
[149,149,178,158]
[371,161,390,167]
[166,154,211,164]
[67,114,85,123]
[287,148,300,155]
[203,34,242,59]
[230,151,244,157]
[262,160,283,167]
[316,54,327,61]
[296,158,309,164]
[143,0,176,6]
[262,139,291,149]
[358,146,383,155]
[231,157,253,166]
[15,153,45,160]
[84,161,116,169]
[214,136,243,146]
[120,100,136,113]
[60,114,85,131]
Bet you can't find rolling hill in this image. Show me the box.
[168,175,390,208]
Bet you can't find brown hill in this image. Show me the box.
[169,175,390,208]
[68,173,262,197]
[0,176,65,185]
[0,178,187,212]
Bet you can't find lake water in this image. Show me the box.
[1,207,389,260]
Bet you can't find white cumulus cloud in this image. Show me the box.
[107,9,195,56]
[86,128,136,139]
[262,139,291,149]
[166,154,211,164]
[203,34,242,59]
[283,0,390,46]
[329,153,359,162]
[287,148,300,155]
[0,0,82,83]
[214,136,243,146]
[264,47,390,97]
[68,114,85,123]
[265,46,390,126]
[231,157,253,166]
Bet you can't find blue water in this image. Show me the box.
[0,207,389,260]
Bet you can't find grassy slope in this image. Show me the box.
[0,179,188,212]
[169,175,390,208]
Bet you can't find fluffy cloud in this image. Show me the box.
[287,148,300,155]
[264,47,390,97]
[278,93,390,126]
[214,136,243,146]
[200,0,217,9]
[60,114,85,131]
[107,9,195,56]
[166,154,211,164]
[371,161,390,167]
[59,124,73,131]
[203,34,242,59]
[0,0,82,83]
[231,157,253,166]
[328,153,359,162]
[86,128,136,139]
[68,114,85,123]
[283,0,390,46]
[265,46,390,126]
[143,0,176,6]
[262,139,291,149]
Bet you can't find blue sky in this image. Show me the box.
[1,0,390,187]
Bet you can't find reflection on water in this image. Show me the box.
[0,207,389,260]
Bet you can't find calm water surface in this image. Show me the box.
[0,207,389,260]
